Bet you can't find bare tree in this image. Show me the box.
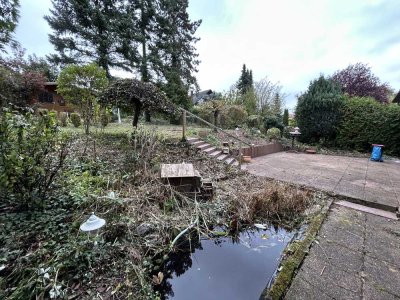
[254,76,285,115]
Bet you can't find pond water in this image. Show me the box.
[155,225,296,300]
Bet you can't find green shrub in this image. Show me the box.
[194,105,213,124]
[267,127,281,140]
[247,114,261,128]
[70,112,81,127]
[100,109,111,128]
[337,97,400,156]
[264,115,284,132]
[59,112,68,127]
[0,109,70,208]
[220,105,248,128]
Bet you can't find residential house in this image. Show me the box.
[191,89,215,105]
[30,82,72,113]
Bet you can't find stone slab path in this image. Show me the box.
[247,153,400,212]
[285,205,400,299]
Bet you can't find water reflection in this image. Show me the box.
[155,225,294,300]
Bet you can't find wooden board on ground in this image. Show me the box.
[161,163,197,178]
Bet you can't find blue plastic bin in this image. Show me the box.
[370,144,384,162]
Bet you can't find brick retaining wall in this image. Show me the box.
[242,142,283,158]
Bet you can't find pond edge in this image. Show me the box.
[261,198,333,300]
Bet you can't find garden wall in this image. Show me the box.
[242,142,283,158]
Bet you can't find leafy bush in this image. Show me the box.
[220,105,248,128]
[247,114,261,128]
[70,112,81,127]
[0,109,70,208]
[264,114,283,132]
[296,76,343,144]
[100,109,111,128]
[336,97,400,156]
[59,112,68,127]
[267,127,281,140]
[194,104,213,124]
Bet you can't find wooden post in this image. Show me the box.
[238,141,242,169]
[182,110,187,142]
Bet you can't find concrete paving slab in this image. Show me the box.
[285,206,400,300]
[364,256,400,298]
[248,152,399,212]
[285,276,334,300]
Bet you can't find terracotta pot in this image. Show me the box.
[242,155,251,163]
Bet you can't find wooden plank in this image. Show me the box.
[160,163,196,178]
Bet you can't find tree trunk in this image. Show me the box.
[85,120,90,135]
[213,110,219,132]
[133,103,142,127]
[145,110,151,122]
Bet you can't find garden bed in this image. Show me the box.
[1,124,327,299]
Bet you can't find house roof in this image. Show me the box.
[192,89,214,105]
[393,90,400,103]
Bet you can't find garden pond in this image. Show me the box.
[154,224,303,299]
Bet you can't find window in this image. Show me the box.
[38,91,54,103]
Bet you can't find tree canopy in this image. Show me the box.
[57,63,108,134]
[0,47,48,107]
[331,63,392,103]
[0,0,20,52]
[100,78,178,127]
[45,0,201,109]
[283,109,289,126]
[45,0,137,78]
[237,64,253,95]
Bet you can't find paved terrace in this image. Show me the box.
[247,152,400,212]
[286,205,400,299]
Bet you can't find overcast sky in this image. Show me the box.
[15,0,400,109]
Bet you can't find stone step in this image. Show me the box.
[192,141,206,147]
[224,157,236,165]
[203,146,216,154]
[209,150,222,157]
[197,143,213,150]
[187,137,199,144]
[232,161,239,167]
[217,154,228,161]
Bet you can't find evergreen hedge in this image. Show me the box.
[337,97,400,156]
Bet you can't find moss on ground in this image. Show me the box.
[261,200,332,300]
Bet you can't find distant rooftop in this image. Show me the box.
[192,89,215,105]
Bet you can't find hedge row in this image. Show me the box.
[337,97,400,156]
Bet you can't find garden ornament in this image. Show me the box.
[80,212,106,232]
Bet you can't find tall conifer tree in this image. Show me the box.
[150,0,201,108]
[0,0,20,52]
[237,64,253,95]
[45,0,138,78]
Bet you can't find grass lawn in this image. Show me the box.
[61,120,208,139]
